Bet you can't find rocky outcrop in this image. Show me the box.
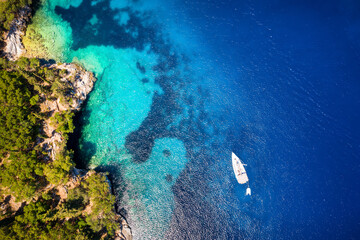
[70,169,133,240]
[115,217,133,240]
[104,176,133,240]
[3,7,31,60]
[53,63,96,110]
[39,63,97,161]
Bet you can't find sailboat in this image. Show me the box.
[232,152,251,196]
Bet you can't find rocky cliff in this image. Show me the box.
[39,63,96,161]
[1,6,133,240]
[3,7,31,60]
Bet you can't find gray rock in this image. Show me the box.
[4,7,31,60]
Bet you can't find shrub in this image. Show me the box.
[43,150,74,185]
[0,0,32,30]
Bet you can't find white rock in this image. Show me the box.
[4,7,31,61]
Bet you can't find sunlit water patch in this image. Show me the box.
[122,138,188,239]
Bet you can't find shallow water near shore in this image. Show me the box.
[28,0,360,239]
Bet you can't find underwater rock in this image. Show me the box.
[163,149,171,157]
[165,174,173,182]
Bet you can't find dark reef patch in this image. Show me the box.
[141,78,149,83]
[165,174,173,182]
[124,74,182,163]
[136,61,146,74]
[163,149,171,157]
[55,0,159,52]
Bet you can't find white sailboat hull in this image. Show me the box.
[232,152,249,184]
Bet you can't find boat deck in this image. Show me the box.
[232,152,249,184]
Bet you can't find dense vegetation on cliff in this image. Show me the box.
[1,173,117,240]
[0,3,123,238]
[0,58,118,239]
[0,0,32,30]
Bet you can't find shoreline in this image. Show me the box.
[1,4,132,239]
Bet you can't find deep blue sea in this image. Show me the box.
[44,0,360,239]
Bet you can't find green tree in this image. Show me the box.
[50,111,75,134]
[0,57,118,239]
[0,151,44,200]
[0,0,32,30]
[0,70,38,153]
[83,174,117,235]
[43,150,74,185]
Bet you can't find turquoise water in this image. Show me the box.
[30,0,360,239]
[70,45,162,166]
[32,0,243,238]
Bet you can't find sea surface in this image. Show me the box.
[30,0,360,239]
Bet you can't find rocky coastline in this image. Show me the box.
[3,6,31,61]
[1,6,132,240]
